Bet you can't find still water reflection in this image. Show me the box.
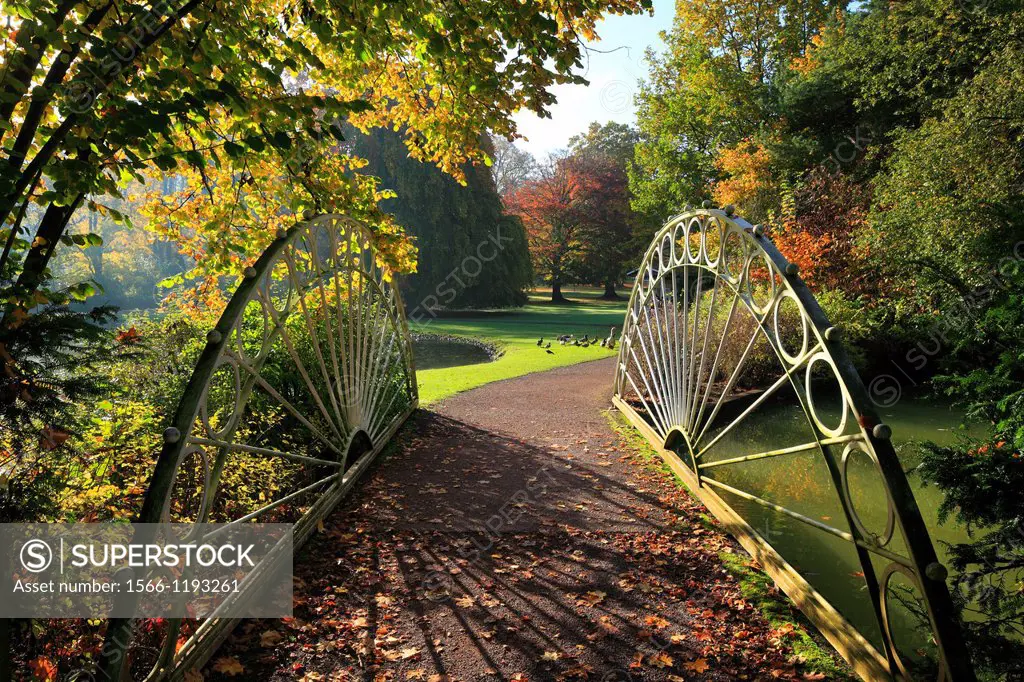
[702,392,977,674]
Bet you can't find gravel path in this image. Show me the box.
[208,358,823,682]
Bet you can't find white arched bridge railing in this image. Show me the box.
[102,213,418,680]
[612,206,975,681]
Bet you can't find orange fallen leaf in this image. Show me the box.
[649,652,674,668]
[684,658,710,674]
[644,615,671,629]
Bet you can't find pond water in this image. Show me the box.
[412,336,493,370]
[703,392,979,674]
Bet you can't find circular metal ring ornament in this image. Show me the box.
[841,443,897,548]
[612,208,975,681]
[102,214,418,680]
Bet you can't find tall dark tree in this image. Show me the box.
[354,129,532,313]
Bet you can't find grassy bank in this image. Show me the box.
[410,286,628,404]
[604,409,853,680]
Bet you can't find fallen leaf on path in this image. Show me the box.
[649,652,674,668]
[644,615,671,629]
[260,630,283,647]
[212,657,244,676]
[684,658,710,674]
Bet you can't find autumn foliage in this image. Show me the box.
[773,170,870,292]
[506,153,633,301]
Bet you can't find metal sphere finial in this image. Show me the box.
[163,427,181,444]
[925,562,948,582]
[701,200,713,209]
[872,423,892,440]
[753,224,765,237]
[302,209,316,221]
[206,330,223,344]
[724,204,735,216]
[244,266,257,279]
[785,263,799,276]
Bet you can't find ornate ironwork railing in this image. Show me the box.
[612,207,974,681]
[101,213,418,680]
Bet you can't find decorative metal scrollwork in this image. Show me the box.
[102,214,418,680]
[612,208,974,681]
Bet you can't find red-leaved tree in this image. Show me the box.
[506,156,590,302]
[506,153,636,302]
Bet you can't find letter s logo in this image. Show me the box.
[20,539,53,573]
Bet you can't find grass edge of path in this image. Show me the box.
[414,331,617,405]
[604,408,855,681]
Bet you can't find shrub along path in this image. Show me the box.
[206,358,839,682]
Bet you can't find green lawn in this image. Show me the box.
[410,286,629,404]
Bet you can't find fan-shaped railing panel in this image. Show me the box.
[102,214,418,680]
[612,208,975,681]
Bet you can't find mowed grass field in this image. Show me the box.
[410,286,629,404]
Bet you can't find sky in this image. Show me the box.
[510,0,675,159]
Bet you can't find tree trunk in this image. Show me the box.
[601,280,620,300]
[551,282,568,303]
[3,197,81,317]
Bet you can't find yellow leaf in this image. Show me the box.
[542,651,561,661]
[649,652,673,668]
[260,630,283,647]
[212,657,245,676]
